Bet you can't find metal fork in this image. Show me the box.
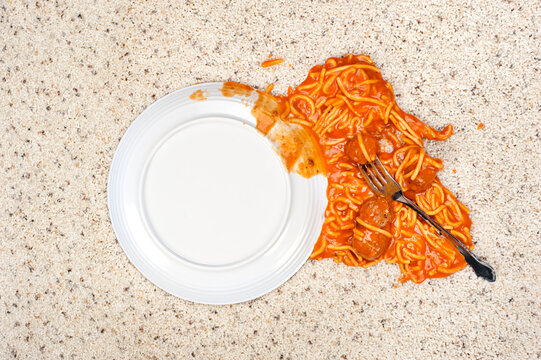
[359,157,496,282]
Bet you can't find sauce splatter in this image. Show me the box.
[261,59,284,68]
[220,82,253,97]
[218,82,325,178]
[189,89,208,101]
[252,92,325,177]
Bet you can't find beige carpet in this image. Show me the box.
[1,1,540,358]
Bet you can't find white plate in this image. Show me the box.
[108,82,327,304]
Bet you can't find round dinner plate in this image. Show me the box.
[108,82,327,304]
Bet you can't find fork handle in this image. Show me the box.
[395,194,496,282]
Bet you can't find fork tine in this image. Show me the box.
[359,164,383,194]
[358,156,401,197]
[374,157,391,179]
[374,157,399,186]
[365,163,385,187]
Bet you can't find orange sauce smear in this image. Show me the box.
[189,89,208,101]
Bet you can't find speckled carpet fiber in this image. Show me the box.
[1,1,540,359]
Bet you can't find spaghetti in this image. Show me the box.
[261,58,284,68]
[273,54,472,283]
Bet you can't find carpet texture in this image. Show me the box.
[0,1,539,358]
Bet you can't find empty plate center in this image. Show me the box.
[143,117,290,267]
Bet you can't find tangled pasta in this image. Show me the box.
[276,54,472,283]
